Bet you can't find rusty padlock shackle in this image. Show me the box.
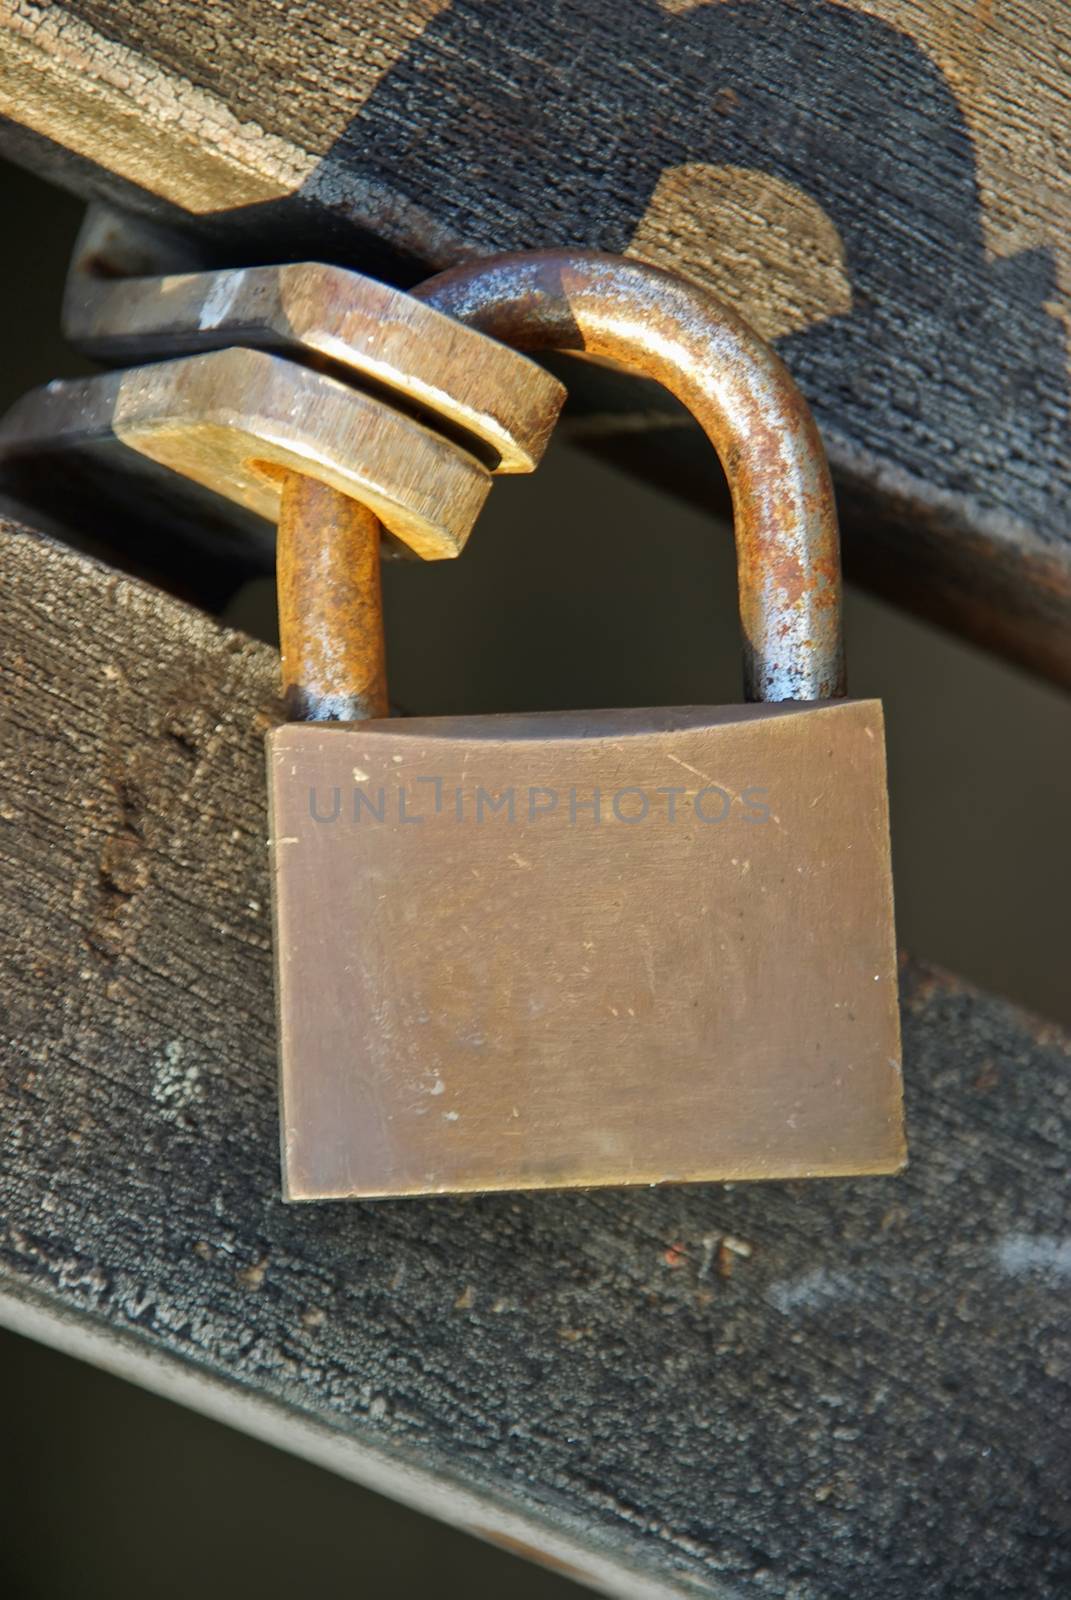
[4,218,844,710]
[279,249,844,719]
[414,250,845,704]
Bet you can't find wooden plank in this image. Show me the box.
[1,512,1069,1596]
[0,1,1069,683]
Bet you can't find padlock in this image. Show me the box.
[0,235,904,1200]
[267,252,905,1199]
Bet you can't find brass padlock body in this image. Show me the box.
[270,702,902,1199]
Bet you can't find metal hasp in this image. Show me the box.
[0,206,565,715]
[416,251,844,703]
[0,203,565,577]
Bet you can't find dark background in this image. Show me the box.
[0,155,1068,1597]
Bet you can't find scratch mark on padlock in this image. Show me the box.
[664,751,716,785]
[636,928,656,993]
[198,267,247,330]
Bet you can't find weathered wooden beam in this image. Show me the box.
[1,513,1068,1595]
[1,1,1069,684]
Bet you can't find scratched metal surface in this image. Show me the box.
[1,514,1068,1597]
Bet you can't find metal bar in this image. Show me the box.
[276,472,388,722]
[416,251,845,702]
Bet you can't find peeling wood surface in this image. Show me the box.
[1,514,1069,1597]
[0,1,1070,682]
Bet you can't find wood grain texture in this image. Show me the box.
[1,513,1069,1596]
[0,1,1069,682]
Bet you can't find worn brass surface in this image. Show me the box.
[64,206,566,474]
[270,704,903,1200]
[418,251,843,702]
[0,348,491,559]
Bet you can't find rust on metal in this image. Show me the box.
[415,250,844,702]
[0,348,493,560]
[2,214,570,581]
[13,219,842,702]
[276,472,388,722]
[64,204,566,475]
